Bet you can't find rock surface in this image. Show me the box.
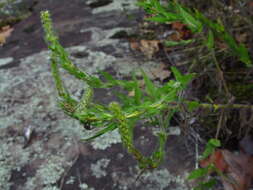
[0,0,194,189]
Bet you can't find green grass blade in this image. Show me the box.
[164,39,194,47]
[174,2,202,33]
[141,70,157,100]
[206,30,214,50]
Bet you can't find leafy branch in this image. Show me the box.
[41,9,253,173]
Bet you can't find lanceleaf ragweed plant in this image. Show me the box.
[40,10,195,170]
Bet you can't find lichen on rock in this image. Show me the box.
[91,158,110,178]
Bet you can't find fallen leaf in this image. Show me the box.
[172,21,186,31]
[150,63,171,81]
[129,39,140,51]
[200,148,253,190]
[169,32,182,41]
[222,150,252,190]
[128,90,135,97]
[139,39,160,58]
[200,149,228,172]
[171,21,192,40]
[0,25,14,45]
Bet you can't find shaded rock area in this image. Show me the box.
[0,0,194,189]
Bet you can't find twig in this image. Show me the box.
[215,109,224,139]
[211,49,231,98]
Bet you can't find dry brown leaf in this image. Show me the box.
[150,63,171,81]
[139,39,160,58]
[0,25,14,45]
[171,21,185,31]
[200,149,228,172]
[200,147,253,190]
[222,150,252,190]
[171,21,192,40]
[128,90,135,97]
[130,40,139,51]
[169,32,182,41]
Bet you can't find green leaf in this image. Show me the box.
[146,16,169,23]
[171,67,194,88]
[209,138,221,147]
[115,92,134,108]
[237,44,252,67]
[188,168,209,180]
[141,70,158,100]
[152,0,165,12]
[100,71,117,86]
[164,39,194,47]
[171,66,183,82]
[163,11,181,21]
[194,179,217,190]
[187,101,200,112]
[174,2,202,33]
[202,138,221,159]
[206,30,214,50]
[81,123,117,141]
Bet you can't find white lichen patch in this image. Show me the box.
[90,0,138,14]
[79,183,95,190]
[0,57,13,66]
[42,186,60,190]
[0,141,32,190]
[112,166,189,190]
[37,155,65,186]
[0,146,12,190]
[80,27,130,48]
[73,48,115,73]
[91,158,110,178]
[140,169,189,190]
[66,176,75,184]
[90,129,121,150]
[56,118,85,139]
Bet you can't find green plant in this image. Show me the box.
[137,0,252,67]
[41,5,252,188]
[41,10,194,170]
